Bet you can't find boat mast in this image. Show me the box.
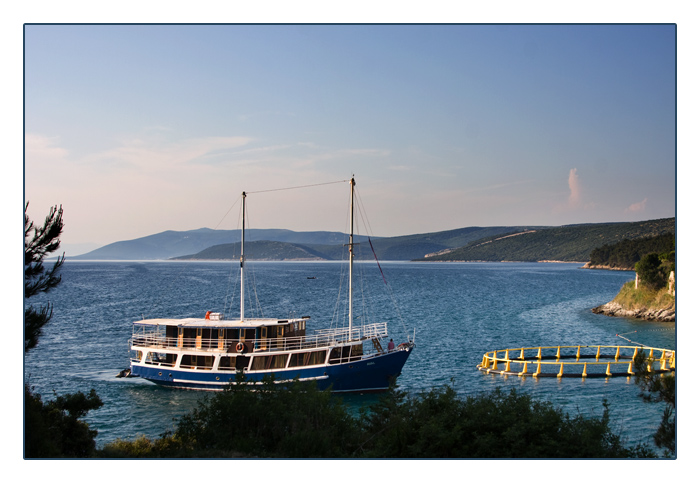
[240,191,246,322]
[348,177,355,336]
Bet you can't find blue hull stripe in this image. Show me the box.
[131,348,412,392]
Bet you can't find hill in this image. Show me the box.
[71,228,352,260]
[71,226,540,261]
[70,218,675,263]
[585,233,675,270]
[422,218,675,263]
[173,240,335,261]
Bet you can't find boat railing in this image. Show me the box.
[130,322,388,353]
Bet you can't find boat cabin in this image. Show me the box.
[130,314,383,375]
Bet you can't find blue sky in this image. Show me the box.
[23,24,676,255]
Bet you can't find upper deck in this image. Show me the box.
[131,316,388,354]
[134,315,309,329]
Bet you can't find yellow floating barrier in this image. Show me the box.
[476,345,675,379]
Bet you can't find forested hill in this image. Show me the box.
[72,218,674,262]
[422,218,675,263]
[585,232,675,270]
[172,226,544,261]
[72,225,541,261]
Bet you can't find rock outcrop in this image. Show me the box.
[592,301,675,322]
[581,262,633,271]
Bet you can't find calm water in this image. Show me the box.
[24,260,676,450]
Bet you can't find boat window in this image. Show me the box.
[218,356,237,371]
[288,350,327,367]
[145,352,176,367]
[251,354,288,371]
[180,354,213,370]
[130,350,143,363]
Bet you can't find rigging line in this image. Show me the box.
[212,197,241,230]
[246,179,351,195]
[352,186,410,340]
[354,186,376,237]
[368,237,387,285]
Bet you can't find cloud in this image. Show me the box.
[25,134,68,162]
[568,168,581,206]
[625,198,648,213]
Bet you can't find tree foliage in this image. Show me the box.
[100,378,655,458]
[24,202,65,351]
[24,203,104,458]
[635,251,675,291]
[427,218,675,263]
[24,385,103,458]
[169,374,360,457]
[589,233,675,270]
[356,384,652,458]
[634,351,676,456]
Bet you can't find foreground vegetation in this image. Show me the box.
[96,376,656,459]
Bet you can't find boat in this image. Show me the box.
[127,178,415,392]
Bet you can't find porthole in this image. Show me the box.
[158,372,162,376]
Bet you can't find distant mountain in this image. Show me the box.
[74,225,543,261]
[173,241,334,261]
[70,218,675,263]
[423,218,675,263]
[71,228,353,260]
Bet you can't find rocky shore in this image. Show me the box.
[592,301,675,322]
[581,262,633,271]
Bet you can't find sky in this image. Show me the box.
[22,23,677,255]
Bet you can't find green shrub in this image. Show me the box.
[357,385,653,458]
[24,385,103,458]
[173,374,361,457]
[99,378,656,458]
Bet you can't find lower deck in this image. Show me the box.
[131,341,368,373]
[130,342,414,392]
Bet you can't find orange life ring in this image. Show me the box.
[205,311,211,320]
[236,342,245,353]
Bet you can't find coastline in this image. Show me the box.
[581,262,634,271]
[592,300,675,322]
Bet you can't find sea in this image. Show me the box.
[23,260,677,452]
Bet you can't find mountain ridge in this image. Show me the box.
[71,218,675,263]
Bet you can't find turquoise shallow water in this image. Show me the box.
[24,260,675,450]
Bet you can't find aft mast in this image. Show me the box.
[348,177,355,336]
[240,191,246,322]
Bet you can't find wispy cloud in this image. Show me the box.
[25,134,68,162]
[625,198,648,213]
[568,168,581,207]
